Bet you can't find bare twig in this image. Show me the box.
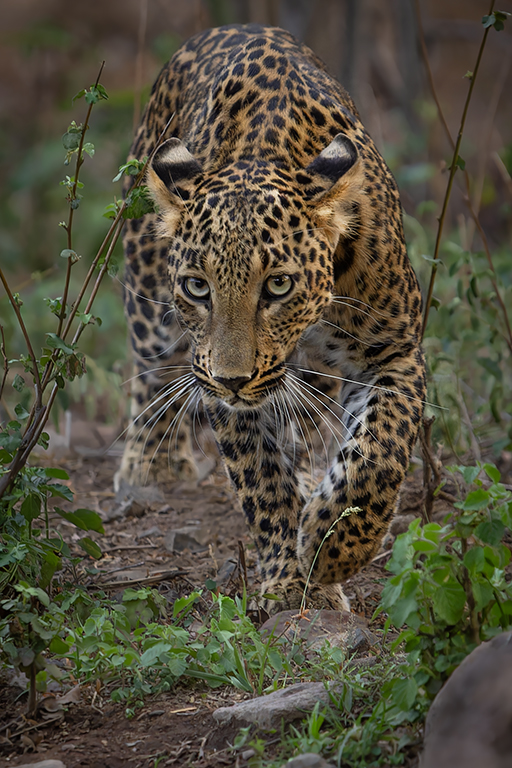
[57,62,106,341]
[133,0,149,131]
[0,271,42,407]
[419,0,497,337]
[419,416,443,523]
[0,325,9,401]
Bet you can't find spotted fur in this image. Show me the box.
[117,24,427,611]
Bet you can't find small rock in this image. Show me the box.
[137,525,162,538]
[104,496,146,522]
[216,557,238,584]
[213,681,343,729]
[164,527,207,553]
[389,513,418,536]
[422,630,512,768]
[259,610,376,654]
[282,754,335,768]
[16,761,67,768]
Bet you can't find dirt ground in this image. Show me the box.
[0,415,472,768]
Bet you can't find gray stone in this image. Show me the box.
[164,527,207,553]
[15,761,67,768]
[259,610,376,654]
[216,557,237,584]
[282,755,335,768]
[137,525,162,538]
[422,631,512,768]
[213,681,343,730]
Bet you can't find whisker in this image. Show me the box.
[144,385,199,484]
[285,384,331,467]
[115,275,172,306]
[286,376,346,455]
[320,318,373,346]
[291,366,445,411]
[331,295,389,319]
[131,374,196,429]
[139,330,189,361]
[286,371,377,463]
[122,364,192,386]
[275,388,301,471]
[280,387,317,477]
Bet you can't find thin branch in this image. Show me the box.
[416,3,512,353]
[57,62,105,340]
[420,0,496,337]
[0,325,9,402]
[0,108,176,500]
[0,270,42,406]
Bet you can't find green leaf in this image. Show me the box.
[38,432,50,450]
[432,580,466,624]
[20,493,41,522]
[472,581,494,611]
[62,130,81,151]
[412,539,438,553]
[12,374,25,392]
[48,483,74,502]
[72,88,87,103]
[462,489,491,511]
[14,403,29,420]
[389,677,418,711]
[44,467,69,480]
[84,84,109,105]
[474,519,505,546]
[45,333,75,355]
[452,465,481,485]
[78,537,102,559]
[123,186,155,219]
[60,249,79,263]
[140,641,173,666]
[483,464,501,483]
[167,655,188,678]
[54,507,104,533]
[49,636,71,654]
[463,546,485,573]
[39,555,60,590]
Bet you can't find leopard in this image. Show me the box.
[116,23,427,612]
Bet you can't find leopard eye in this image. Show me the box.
[264,275,293,298]
[183,277,210,300]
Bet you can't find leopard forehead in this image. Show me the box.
[169,179,334,286]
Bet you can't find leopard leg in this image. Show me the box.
[203,400,348,613]
[297,346,426,583]
[115,226,198,489]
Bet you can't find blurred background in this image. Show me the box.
[1,0,511,456]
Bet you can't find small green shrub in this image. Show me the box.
[379,463,512,698]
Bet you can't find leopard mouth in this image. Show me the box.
[194,370,285,408]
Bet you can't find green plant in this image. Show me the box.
[410,4,512,455]
[232,654,423,768]
[379,463,512,700]
[0,68,161,714]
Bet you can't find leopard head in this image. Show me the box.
[147,134,363,408]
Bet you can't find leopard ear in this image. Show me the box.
[147,138,203,233]
[306,133,363,242]
[306,133,358,181]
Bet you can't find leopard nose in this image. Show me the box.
[213,374,253,393]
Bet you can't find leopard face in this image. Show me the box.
[148,136,362,409]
